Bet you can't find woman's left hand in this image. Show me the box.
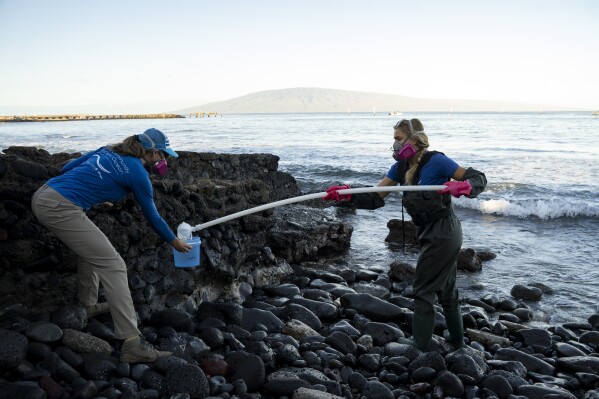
[172,238,193,253]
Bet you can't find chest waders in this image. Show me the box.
[349,152,486,351]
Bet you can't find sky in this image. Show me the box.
[0,0,598,114]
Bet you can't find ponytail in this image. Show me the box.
[405,149,426,185]
[109,136,146,158]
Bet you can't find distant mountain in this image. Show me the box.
[177,87,583,114]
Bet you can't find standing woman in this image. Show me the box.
[32,128,192,363]
[324,119,486,351]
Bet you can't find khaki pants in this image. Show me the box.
[31,184,140,339]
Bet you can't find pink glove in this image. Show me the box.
[438,180,472,198]
[323,184,352,201]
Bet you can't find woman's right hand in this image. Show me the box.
[172,238,193,253]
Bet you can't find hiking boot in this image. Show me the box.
[120,336,172,363]
[85,302,110,318]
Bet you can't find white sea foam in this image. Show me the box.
[456,197,599,219]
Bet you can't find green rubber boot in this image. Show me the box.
[443,310,464,348]
[398,314,435,352]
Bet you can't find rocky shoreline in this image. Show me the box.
[1,147,599,399]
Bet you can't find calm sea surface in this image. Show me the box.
[2,112,598,324]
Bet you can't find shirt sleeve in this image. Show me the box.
[129,172,176,243]
[61,150,96,174]
[386,162,400,181]
[433,153,459,178]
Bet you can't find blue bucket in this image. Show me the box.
[173,236,201,268]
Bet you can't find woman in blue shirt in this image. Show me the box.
[32,128,191,363]
[325,119,486,351]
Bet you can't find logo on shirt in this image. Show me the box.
[92,154,111,178]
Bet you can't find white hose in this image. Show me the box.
[177,185,445,236]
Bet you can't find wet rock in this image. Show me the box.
[409,352,447,374]
[39,375,69,399]
[282,319,321,341]
[197,327,224,348]
[61,329,112,354]
[165,363,209,399]
[555,342,587,357]
[277,344,302,364]
[513,307,533,321]
[0,328,28,368]
[340,293,405,322]
[362,322,404,346]
[486,360,528,378]
[466,328,511,348]
[27,341,52,361]
[319,282,356,298]
[329,320,360,336]
[286,297,339,321]
[80,352,119,380]
[445,347,489,382]
[293,387,345,399]
[0,382,46,399]
[242,307,284,332]
[150,308,194,332]
[54,345,83,368]
[580,331,599,347]
[265,375,310,396]
[41,352,80,383]
[411,366,436,383]
[25,321,63,343]
[510,284,543,301]
[515,328,552,350]
[457,248,482,272]
[517,383,576,399]
[72,380,98,399]
[141,370,166,393]
[358,353,381,371]
[557,356,599,374]
[435,370,464,397]
[85,318,117,342]
[477,251,497,261]
[51,305,87,331]
[226,351,265,392]
[324,331,357,355]
[352,281,390,299]
[362,380,394,399]
[281,303,323,331]
[272,367,341,396]
[494,348,555,374]
[198,301,244,325]
[264,283,300,298]
[385,219,418,246]
[481,374,514,399]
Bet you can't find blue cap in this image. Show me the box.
[138,128,178,158]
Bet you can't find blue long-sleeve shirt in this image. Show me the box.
[47,147,175,242]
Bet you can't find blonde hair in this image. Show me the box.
[395,119,430,185]
[109,135,147,158]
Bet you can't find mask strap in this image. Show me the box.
[405,120,425,135]
[406,120,414,134]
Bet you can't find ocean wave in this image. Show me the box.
[456,197,599,219]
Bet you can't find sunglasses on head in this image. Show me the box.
[394,119,416,134]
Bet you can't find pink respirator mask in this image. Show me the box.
[392,140,417,161]
[153,159,168,176]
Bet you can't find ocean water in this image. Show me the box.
[2,112,598,324]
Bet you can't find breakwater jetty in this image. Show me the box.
[0,113,185,122]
